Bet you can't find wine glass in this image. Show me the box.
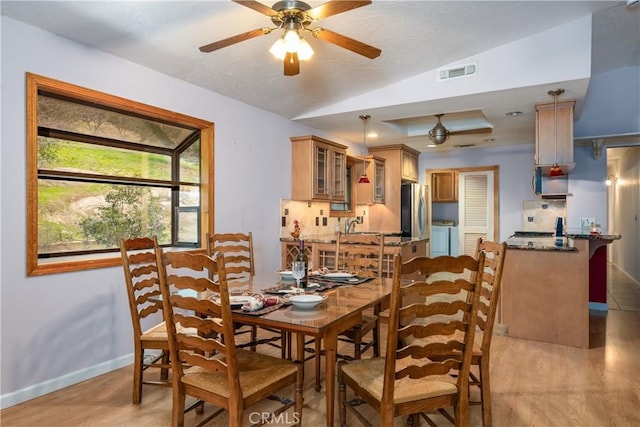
[291,261,306,289]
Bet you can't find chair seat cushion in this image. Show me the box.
[140,322,167,341]
[181,349,297,400]
[141,322,200,341]
[341,358,458,404]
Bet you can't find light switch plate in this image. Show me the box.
[580,217,595,228]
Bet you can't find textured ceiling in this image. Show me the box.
[2,0,638,152]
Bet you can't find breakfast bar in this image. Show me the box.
[501,231,621,348]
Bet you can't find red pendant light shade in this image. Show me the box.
[548,163,564,177]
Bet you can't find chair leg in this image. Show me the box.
[132,347,143,404]
[353,329,362,360]
[373,317,381,357]
[160,350,170,380]
[479,357,492,427]
[172,386,186,427]
[338,362,347,426]
[314,338,322,392]
[250,325,258,352]
[280,331,287,359]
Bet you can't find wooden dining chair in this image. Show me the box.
[467,238,507,427]
[206,232,287,357]
[304,233,384,392]
[120,236,171,404]
[155,249,303,427]
[335,233,385,360]
[338,252,486,426]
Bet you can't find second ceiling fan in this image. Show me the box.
[428,113,493,145]
[199,0,381,76]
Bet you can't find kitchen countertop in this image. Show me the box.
[280,234,429,247]
[506,230,621,252]
[506,236,577,252]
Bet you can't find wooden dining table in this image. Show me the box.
[227,275,394,427]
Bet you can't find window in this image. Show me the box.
[26,73,214,275]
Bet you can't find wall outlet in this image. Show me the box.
[580,217,595,228]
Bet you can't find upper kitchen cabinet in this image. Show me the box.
[535,99,575,176]
[431,170,458,203]
[401,148,419,182]
[355,155,385,204]
[367,144,420,232]
[291,135,347,202]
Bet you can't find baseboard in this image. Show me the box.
[0,354,133,410]
[589,302,608,311]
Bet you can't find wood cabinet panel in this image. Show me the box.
[431,170,458,202]
[535,100,575,166]
[291,135,347,202]
[355,156,385,205]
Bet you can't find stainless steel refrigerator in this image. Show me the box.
[401,183,429,239]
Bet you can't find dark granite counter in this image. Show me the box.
[280,234,428,247]
[506,236,577,252]
[564,230,622,241]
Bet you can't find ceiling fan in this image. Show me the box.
[199,0,382,76]
[428,113,493,145]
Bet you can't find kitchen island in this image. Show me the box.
[280,233,429,278]
[501,231,621,348]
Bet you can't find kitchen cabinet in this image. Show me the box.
[401,149,419,182]
[367,144,421,232]
[291,135,348,202]
[431,170,458,202]
[281,241,314,270]
[355,156,385,204]
[282,238,427,279]
[535,99,575,173]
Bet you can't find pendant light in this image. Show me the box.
[547,89,565,178]
[358,114,371,184]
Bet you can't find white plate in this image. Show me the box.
[323,272,354,279]
[276,270,295,281]
[287,294,327,310]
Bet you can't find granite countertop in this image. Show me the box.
[280,233,429,247]
[506,236,577,252]
[564,229,622,240]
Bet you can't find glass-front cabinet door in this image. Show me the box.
[374,159,385,203]
[291,135,348,202]
[331,150,346,200]
[314,143,330,198]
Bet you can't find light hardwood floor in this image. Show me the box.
[2,264,639,426]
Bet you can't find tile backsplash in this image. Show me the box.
[280,199,370,238]
[522,200,567,232]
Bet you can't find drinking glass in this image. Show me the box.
[291,261,306,289]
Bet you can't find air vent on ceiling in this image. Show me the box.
[438,63,477,81]
[454,144,476,148]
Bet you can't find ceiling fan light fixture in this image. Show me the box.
[296,38,314,60]
[269,37,287,59]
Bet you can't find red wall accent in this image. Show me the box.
[589,245,608,303]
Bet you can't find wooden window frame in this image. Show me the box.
[26,73,214,276]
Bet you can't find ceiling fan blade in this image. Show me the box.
[449,127,493,136]
[199,28,268,53]
[284,52,300,76]
[314,28,381,59]
[232,0,276,16]
[307,1,371,20]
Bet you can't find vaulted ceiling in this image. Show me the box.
[2,1,639,151]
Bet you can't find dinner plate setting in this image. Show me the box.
[285,294,328,310]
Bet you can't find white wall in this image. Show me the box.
[0,16,358,407]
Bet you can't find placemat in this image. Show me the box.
[313,276,374,286]
[232,301,291,316]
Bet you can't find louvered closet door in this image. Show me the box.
[458,171,494,255]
